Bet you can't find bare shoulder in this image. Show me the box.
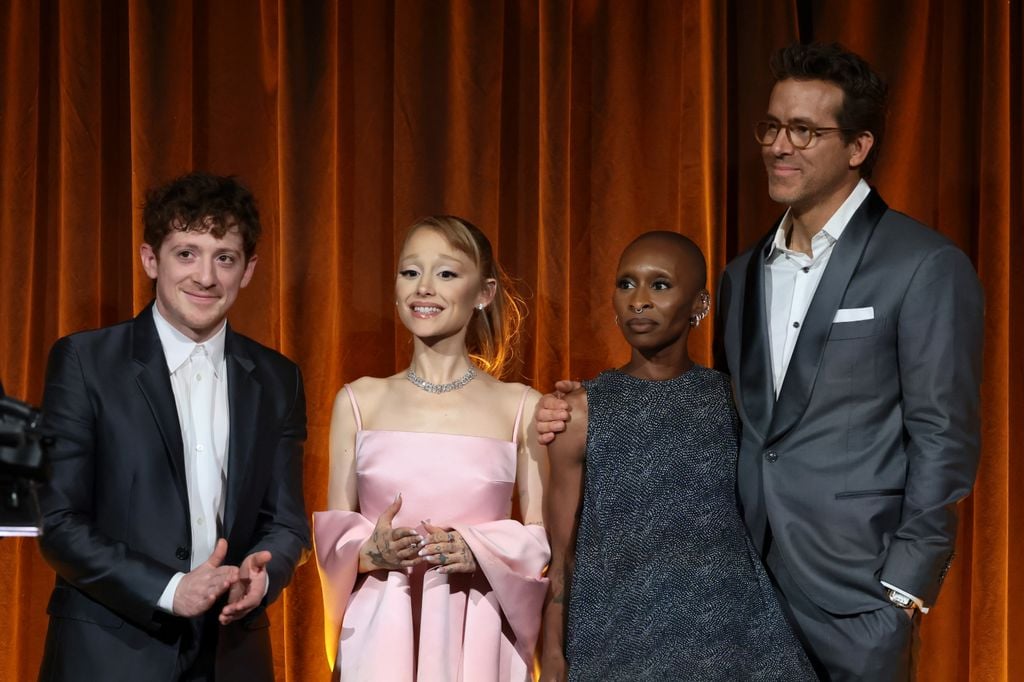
[345,375,391,395]
[341,375,402,414]
[476,376,541,410]
[496,379,541,402]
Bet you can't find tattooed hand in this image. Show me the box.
[419,522,477,574]
[358,494,424,573]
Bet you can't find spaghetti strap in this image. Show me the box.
[511,387,531,445]
[343,384,363,431]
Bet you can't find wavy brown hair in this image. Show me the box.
[401,215,525,378]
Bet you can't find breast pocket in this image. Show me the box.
[828,317,884,340]
[822,316,887,384]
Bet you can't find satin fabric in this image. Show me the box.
[314,424,549,681]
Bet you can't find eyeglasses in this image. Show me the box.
[754,120,854,150]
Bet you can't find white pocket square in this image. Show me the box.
[833,306,874,323]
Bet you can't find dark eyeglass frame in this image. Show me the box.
[754,120,856,150]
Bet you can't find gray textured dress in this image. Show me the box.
[565,367,815,681]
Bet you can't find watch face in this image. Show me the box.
[889,592,912,607]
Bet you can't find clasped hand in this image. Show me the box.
[172,538,272,625]
[358,494,477,574]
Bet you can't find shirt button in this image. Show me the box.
[197,516,204,526]
[195,373,203,382]
[196,444,204,452]
[792,321,800,328]
[802,266,810,273]
[765,450,779,463]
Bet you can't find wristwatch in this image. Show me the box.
[886,589,915,609]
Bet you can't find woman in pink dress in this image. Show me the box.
[313,215,550,681]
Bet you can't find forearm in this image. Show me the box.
[883,246,984,601]
[542,556,572,655]
[39,512,178,619]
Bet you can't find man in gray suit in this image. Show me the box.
[714,43,983,680]
[538,43,984,680]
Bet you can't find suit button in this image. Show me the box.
[764,450,778,463]
[175,547,189,561]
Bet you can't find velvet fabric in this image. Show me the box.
[0,1,1019,679]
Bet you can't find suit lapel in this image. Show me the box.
[738,227,778,440]
[766,190,889,445]
[132,304,189,512]
[223,328,260,537]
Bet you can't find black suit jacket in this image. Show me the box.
[37,304,310,681]
[717,190,984,614]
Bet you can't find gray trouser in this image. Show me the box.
[765,541,919,682]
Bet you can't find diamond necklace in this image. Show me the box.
[406,366,477,394]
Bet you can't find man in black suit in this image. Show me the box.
[37,173,310,681]
[537,44,984,680]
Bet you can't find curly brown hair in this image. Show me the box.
[143,172,262,261]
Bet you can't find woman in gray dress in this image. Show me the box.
[539,231,814,681]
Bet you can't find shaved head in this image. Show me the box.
[620,231,707,291]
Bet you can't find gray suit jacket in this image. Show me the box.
[37,304,310,681]
[716,189,983,615]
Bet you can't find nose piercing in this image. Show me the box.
[630,303,648,314]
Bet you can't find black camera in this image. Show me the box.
[0,393,52,537]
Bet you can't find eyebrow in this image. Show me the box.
[171,241,242,255]
[400,252,468,264]
[617,267,674,279]
[764,113,825,126]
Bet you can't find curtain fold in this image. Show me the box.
[0,1,1017,679]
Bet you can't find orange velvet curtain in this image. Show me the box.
[0,1,1019,680]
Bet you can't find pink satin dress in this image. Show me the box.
[313,385,550,681]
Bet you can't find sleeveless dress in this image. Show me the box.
[565,367,815,681]
[313,385,550,681]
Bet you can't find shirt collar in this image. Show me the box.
[767,179,871,260]
[151,304,227,376]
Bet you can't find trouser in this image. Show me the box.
[764,537,919,682]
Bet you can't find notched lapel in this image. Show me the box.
[767,191,889,445]
[223,330,261,538]
[132,306,190,513]
[739,229,778,440]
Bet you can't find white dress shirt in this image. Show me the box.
[152,306,230,613]
[764,179,926,612]
[765,179,870,397]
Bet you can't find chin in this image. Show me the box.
[767,184,798,206]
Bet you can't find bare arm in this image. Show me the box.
[539,388,588,681]
[326,388,359,512]
[326,384,422,572]
[517,389,546,526]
